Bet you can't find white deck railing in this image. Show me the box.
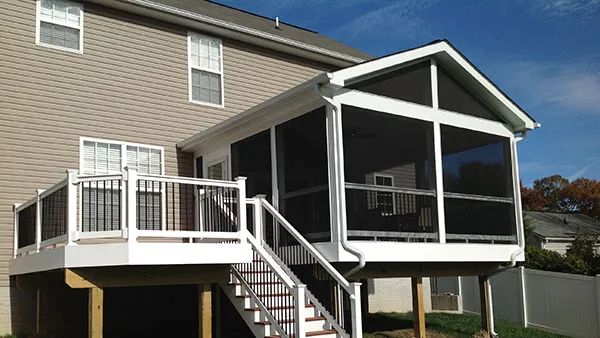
[13,167,247,257]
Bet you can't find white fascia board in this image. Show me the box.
[330,40,537,131]
[178,72,331,151]
[332,242,524,263]
[90,0,366,66]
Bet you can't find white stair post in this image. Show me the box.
[125,166,138,243]
[13,203,20,258]
[66,169,78,245]
[253,195,266,242]
[235,177,247,242]
[294,284,307,338]
[35,189,44,252]
[349,282,363,338]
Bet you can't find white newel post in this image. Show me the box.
[236,177,247,242]
[35,189,44,252]
[253,195,266,242]
[126,167,138,243]
[294,284,306,338]
[66,169,79,246]
[350,282,363,338]
[13,204,20,258]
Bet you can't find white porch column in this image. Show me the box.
[13,203,20,258]
[325,100,346,243]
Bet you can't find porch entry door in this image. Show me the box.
[206,159,228,180]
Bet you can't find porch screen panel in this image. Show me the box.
[348,61,432,106]
[276,107,331,242]
[437,65,502,122]
[441,125,516,243]
[231,130,272,200]
[342,105,438,242]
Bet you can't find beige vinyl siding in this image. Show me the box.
[0,1,330,331]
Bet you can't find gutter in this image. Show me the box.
[315,83,366,279]
[123,0,367,65]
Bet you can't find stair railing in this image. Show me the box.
[250,197,363,338]
[233,233,307,338]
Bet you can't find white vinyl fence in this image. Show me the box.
[438,267,600,337]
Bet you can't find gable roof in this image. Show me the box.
[526,211,600,239]
[179,39,539,150]
[105,0,371,66]
[329,40,538,131]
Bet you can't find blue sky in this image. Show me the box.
[216,0,600,185]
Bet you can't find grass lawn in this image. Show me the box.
[363,312,568,338]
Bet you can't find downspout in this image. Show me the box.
[316,82,366,278]
[485,132,527,337]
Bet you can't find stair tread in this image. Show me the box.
[255,316,326,325]
[244,304,315,311]
[265,329,338,337]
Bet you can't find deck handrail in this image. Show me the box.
[253,197,362,337]
[12,168,248,257]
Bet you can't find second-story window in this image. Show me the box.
[188,32,224,106]
[36,0,83,53]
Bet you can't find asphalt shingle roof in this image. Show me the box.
[525,211,600,238]
[149,0,372,61]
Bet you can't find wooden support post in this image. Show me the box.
[36,288,41,336]
[88,287,103,338]
[412,277,426,338]
[199,283,212,338]
[479,275,492,337]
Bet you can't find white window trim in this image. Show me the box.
[373,173,397,215]
[204,156,229,181]
[187,31,225,108]
[35,0,84,54]
[79,137,165,175]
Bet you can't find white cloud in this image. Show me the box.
[532,0,600,17]
[491,60,600,115]
[329,0,437,50]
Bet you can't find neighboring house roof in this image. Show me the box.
[179,40,538,151]
[525,211,600,239]
[102,0,371,66]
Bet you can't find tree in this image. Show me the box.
[533,175,569,211]
[520,182,548,211]
[558,178,600,218]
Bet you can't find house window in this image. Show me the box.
[374,174,395,216]
[36,0,83,52]
[80,139,163,231]
[81,139,163,175]
[188,32,223,106]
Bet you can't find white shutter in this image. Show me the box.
[108,144,121,173]
[96,142,109,174]
[82,141,95,174]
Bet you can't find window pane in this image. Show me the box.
[441,125,512,197]
[40,22,79,50]
[276,107,330,241]
[191,69,221,105]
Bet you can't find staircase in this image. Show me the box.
[221,197,362,338]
